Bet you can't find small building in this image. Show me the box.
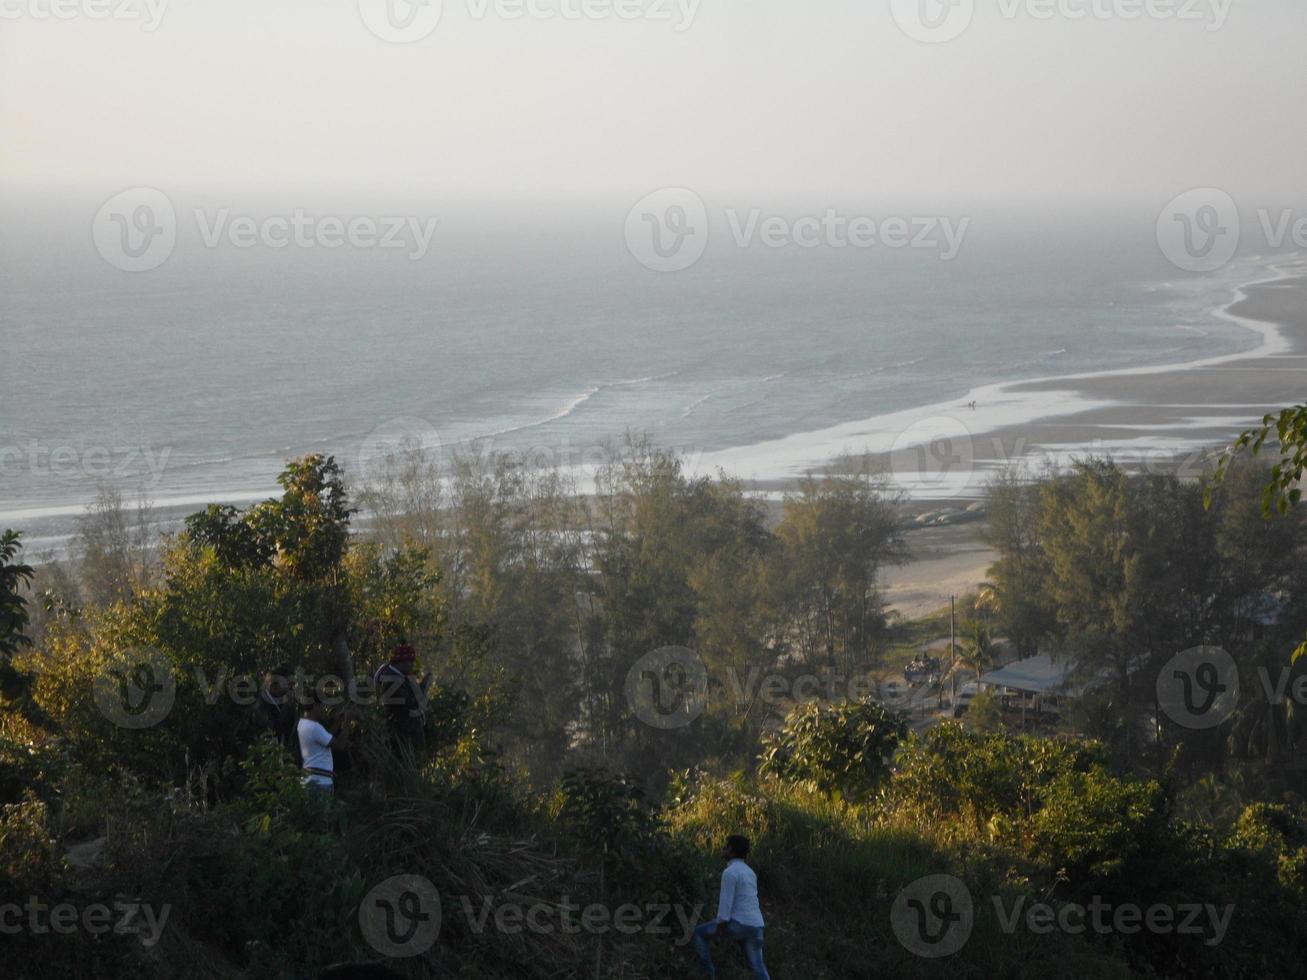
[977,653,1085,722]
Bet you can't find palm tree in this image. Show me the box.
[959,620,997,682]
[974,582,1002,621]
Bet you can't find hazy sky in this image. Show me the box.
[3,0,1305,202]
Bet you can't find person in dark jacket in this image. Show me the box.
[372,645,430,750]
[250,664,299,761]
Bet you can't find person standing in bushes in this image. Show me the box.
[692,835,771,979]
[297,692,349,799]
[251,664,299,762]
[372,644,430,750]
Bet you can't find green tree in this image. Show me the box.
[1210,403,1307,516]
[759,698,907,801]
[959,620,997,681]
[774,462,904,673]
[983,469,1055,660]
[0,531,34,702]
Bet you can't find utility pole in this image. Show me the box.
[950,594,956,702]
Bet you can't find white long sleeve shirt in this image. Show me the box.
[716,859,765,928]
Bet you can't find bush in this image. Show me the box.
[1028,769,1163,878]
[759,698,906,802]
[892,723,1109,829]
[1229,802,1307,898]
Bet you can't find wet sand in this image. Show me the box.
[966,272,1307,475]
[874,269,1307,619]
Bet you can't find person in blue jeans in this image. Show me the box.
[692,835,771,979]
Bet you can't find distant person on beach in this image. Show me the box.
[251,664,299,761]
[298,693,349,798]
[692,835,770,979]
[373,644,431,750]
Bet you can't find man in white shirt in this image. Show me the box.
[297,695,349,800]
[692,835,770,979]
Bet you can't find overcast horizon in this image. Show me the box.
[4,1,1307,203]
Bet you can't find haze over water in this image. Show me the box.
[0,195,1276,552]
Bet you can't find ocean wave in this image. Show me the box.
[471,372,682,441]
[690,255,1302,488]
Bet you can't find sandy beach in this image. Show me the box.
[967,270,1307,476]
[870,263,1307,618]
[881,519,996,620]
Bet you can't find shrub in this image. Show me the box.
[891,723,1108,828]
[1028,769,1163,877]
[759,698,906,802]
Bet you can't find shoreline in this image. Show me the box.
[726,253,1307,497]
[8,254,1306,557]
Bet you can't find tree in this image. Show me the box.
[759,698,907,801]
[0,530,34,698]
[1209,403,1307,516]
[983,469,1055,660]
[774,461,905,672]
[185,454,356,680]
[959,620,997,680]
[589,438,775,768]
[1035,460,1147,758]
[76,488,155,606]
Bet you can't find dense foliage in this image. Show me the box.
[2,447,1306,977]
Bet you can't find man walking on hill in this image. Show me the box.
[692,835,771,979]
[373,644,430,751]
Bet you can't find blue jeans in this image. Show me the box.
[693,920,770,979]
